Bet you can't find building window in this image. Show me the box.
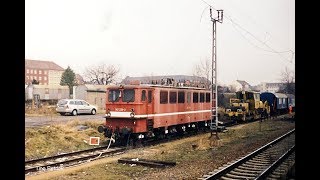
[44,77,47,80]
[45,88,49,94]
[39,70,42,74]
[39,77,42,80]
[44,71,47,75]
[30,69,33,74]
[34,70,37,74]
[34,76,37,80]
[26,69,29,73]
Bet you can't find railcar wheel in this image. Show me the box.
[72,110,77,116]
[91,109,96,115]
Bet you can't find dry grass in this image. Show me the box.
[25,106,58,116]
[25,119,108,160]
[26,119,295,180]
[25,106,105,116]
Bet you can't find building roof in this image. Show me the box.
[82,84,108,92]
[236,80,251,87]
[122,75,210,84]
[27,84,69,89]
[75,74,85,85]
[25,59,64,71]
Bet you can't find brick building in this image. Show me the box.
[25,59,64,85]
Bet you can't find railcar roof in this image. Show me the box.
[107,84,209,90]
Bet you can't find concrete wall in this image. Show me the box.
[86,91,106,110]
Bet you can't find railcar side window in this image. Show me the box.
[200,93,204,103]
[193,92,199,103]
[108,90,120,102]
[169,91,177,103]
[178,91,185,103]
[148,90,152,103]
[187,92,191,103]
[205,93,211,102]
[160,91,168,104]
[141,90,146,101]
[123,89,135,102]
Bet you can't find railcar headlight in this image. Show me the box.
[130,108,135,118]
[237,109,242,112]
[106,108,111,117]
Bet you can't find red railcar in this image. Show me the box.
[98,84,216,143]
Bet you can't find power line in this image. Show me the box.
[199,0,295,65]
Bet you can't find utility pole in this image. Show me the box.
[210,7,223,137]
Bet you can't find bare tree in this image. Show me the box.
[193,58,211,89]
[84,63,120,85]
[278,67,295,94]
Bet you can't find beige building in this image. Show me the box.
[25,84,69,101]
[230,80,252,92]
[74,84,108,110]
[25,59,64,85]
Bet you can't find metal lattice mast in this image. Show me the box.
[210,8,223,136]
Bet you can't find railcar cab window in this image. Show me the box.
[247,93,254,100]
[254,93,260,100]
[141,90,146,101]
[123,89,135,102]
[160,91,168,104]
[108,89,120,102]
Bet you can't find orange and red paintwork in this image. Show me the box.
[104,85,215,134]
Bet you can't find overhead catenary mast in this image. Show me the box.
[209,7,223,137]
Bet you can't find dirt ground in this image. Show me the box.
[26,118,295,180]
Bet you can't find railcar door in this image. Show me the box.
[147,89,154,115]
[146,89,154,132]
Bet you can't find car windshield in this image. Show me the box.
[58,100,68,105]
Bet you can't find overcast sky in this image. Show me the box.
[25,0,294,86]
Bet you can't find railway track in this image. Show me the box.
[199,129,295,180]
[25,145,126,175]
[25,113,294,176]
